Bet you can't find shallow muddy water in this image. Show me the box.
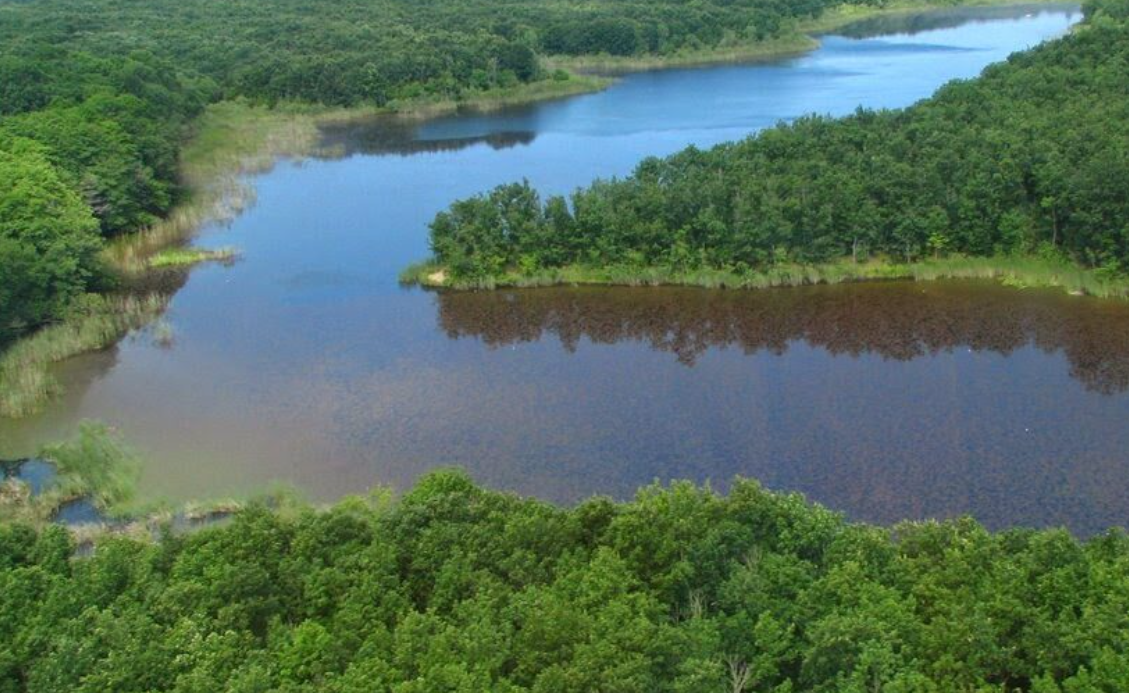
[5,5,1114,533]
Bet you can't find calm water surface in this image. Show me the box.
[6,5,1116,533]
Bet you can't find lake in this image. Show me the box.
[6,4,1115,533]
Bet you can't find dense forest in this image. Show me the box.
[0,0,878,344]
[0,0,862,106]
[0,51,209,341]
[423,0,1129,285]
[2,470,1128,692]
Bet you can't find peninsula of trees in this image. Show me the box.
[411,0,1129,291]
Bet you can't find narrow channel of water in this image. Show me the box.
[5,5,1113,533]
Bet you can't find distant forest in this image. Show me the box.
[426,0,1129,284]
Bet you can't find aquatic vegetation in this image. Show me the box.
[39,421,140,513]
[0,294,168,418]
[0,424,264,538]
[103,101,324,274]
[406,254,1129,298]
[150,319,176,349]
[0,422,138,525]
[147,246,240,269]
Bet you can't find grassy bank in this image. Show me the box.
[403,255,1129,298]
[0,295,169,419]
[2,73,612,419]
[545,34,818,74]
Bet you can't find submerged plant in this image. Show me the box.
[148,246,240,269]
[39,421,141,514]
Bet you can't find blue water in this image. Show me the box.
[7,5,1119,534]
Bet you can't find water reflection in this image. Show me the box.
[833,2,1079,38]
[318,116,536,158]
[436,281,1129,394]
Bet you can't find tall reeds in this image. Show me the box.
[403,255,1129,298]
[106,100,324,273]
[0,294,169,418]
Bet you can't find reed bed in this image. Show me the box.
[545,35,817,74]
[404,255,1129,298]
[106,101,323,273]
[0,294,169,418]
[148,246,240,269]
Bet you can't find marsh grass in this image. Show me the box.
[106,100,325,273]
[0,422,279,538]
[405,255,1129,298]
[399,261,445,285]
[0,294,169,418]
[0,422,141,525]
[148,246,240,269]
[545,35,818,74]
[40,421,141,514]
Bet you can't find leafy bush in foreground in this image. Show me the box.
[2,469,1128,692]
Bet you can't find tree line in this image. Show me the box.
[426,0,1129,284]
[1,469,1127,692]
[0,0,864,106]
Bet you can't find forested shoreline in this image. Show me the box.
[414,0,1128,293]
[3,469,1128,691]
[5,0,966,419]
[2,0,912,348]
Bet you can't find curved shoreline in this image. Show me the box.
[0,1,1075,420]
[546,0,1074,74]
